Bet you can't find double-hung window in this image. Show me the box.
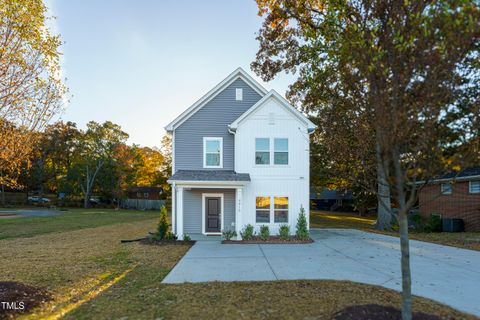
[255,196,289,223]
[470,181,480,194]
[255,197,270,223]
[274,138,288,165]
[441,183,452,195]
[203,137,223,168]
[255,138,270,165]
[274,197,289,222]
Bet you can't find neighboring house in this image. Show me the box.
[127,186,164,200]
[166,68,316,239]
[419,166,480,231]
[310,188,353,211]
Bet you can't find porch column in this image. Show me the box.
[171,182,176,234]
[177,186,184,240]
[235,188,242,240]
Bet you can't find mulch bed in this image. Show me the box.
[222,236,314,244]
[0,281,51,319]
[138,238,196,246]
[334,304,443,320]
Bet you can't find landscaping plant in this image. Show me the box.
[240,224,255,240]
[259,225,270,241]
[183,234,191,242]
[222,230,237,241]
[279,224,290,241]
[154,206,169,240]
[296,207,309,240]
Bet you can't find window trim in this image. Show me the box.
[469,180,480,194]
[203,137,223,168]
[441,183,452,195]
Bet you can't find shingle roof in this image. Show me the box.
[169,170,250,182]
[438,166,480,180]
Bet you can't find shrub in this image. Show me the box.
[240,224,255,240]
[295,206,309,240]
[279,224,290,241]
[165,232,177,241]
[426,214,442,232]
[222,229,237,241]
[259,225,270,241]
[156,206,169,240]
[183,234,191,242]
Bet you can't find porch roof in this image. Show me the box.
[168,170,250,184]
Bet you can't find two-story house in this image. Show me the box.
[166,68,316,240]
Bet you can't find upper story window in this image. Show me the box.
[470,181,480,194]
[274,138,288,165]
[255,138,270,165]
[441,183,452,195]
[203,137,223,168]
[255,138,289,165]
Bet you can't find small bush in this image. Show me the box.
[259,225,270,241]
[165,232,177,241]
[183,234,191,241]
[240,224,255,240]
[156,206,169,240]
[426,214,442,232]
[279,224,290,240]
[222,229,237,241]
[296,206,309,240]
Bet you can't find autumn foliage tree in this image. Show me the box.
[253,1,479,319]
[0,0,67,189]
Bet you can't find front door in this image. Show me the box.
[205,197,221,233]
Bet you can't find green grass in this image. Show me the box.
[0,208,159,240]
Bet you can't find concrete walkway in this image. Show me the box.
[163,229,480,317]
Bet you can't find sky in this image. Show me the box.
[47,0,295,147]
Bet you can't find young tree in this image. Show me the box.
[253,1,479,319]
[0,0,67,189]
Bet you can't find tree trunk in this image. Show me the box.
[399,208,412,320]
[84,193,89,208]
[1,184,5,207]
[375,143,392,230]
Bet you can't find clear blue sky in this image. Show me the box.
[48,0,294,147]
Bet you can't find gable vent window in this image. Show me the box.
[268,112,275,125]
[235,88,243,101]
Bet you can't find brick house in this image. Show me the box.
[419,167,480,231]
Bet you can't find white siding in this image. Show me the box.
[235,96,310,234]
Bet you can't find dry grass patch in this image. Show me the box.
[66,280,477,320]
[0,218,190,319]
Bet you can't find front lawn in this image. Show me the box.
[0,209,476,319]
[311,210,480,251]
[0,208,159,240]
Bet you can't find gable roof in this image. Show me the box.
[228,90,317,133]
[165,68,268,132]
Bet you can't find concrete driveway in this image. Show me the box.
[163,229,480,317]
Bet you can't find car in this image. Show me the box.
[27,196,51,203]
